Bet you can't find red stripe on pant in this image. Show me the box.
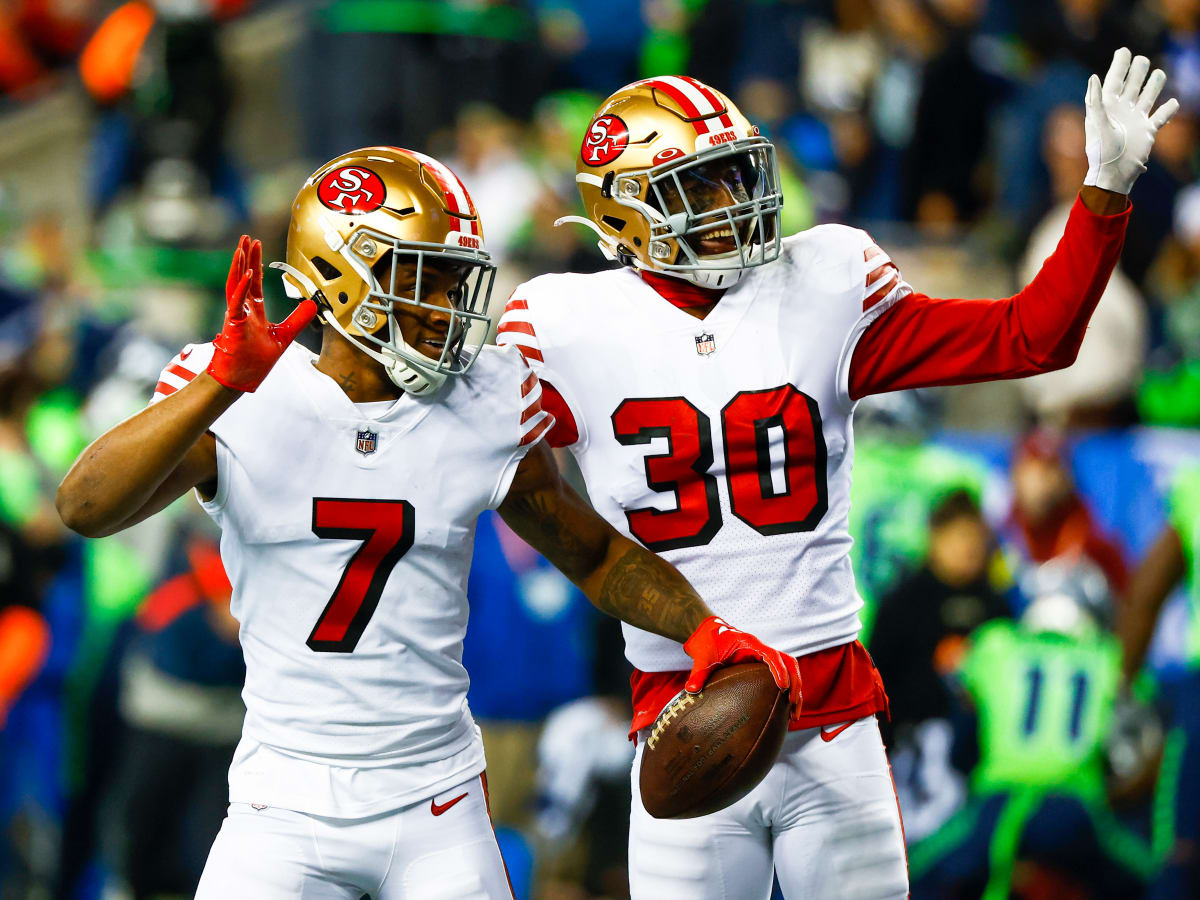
[480,772,516,899]
[886,760,912,897]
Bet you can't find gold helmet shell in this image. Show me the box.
[561,76,782,288]
[271,147,495,395]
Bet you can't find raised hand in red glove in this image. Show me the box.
[207,235,318,392]
[684,616,803,720]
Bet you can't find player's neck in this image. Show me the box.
[639,270,725,320]
[315,330,404,402]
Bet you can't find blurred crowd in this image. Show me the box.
[1,0,1200,898]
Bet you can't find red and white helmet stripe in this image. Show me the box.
[407,149,481,236]
[639,75,734,134]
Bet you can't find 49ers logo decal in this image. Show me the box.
[317,166,386,215]
[582,115,629,167]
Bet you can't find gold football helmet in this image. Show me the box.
[558,76,782,288]
[270,147,495,395]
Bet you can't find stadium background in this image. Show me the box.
[1,0,1199,897]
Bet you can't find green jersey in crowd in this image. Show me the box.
[1168,465,1200,666]
[959,620,1121,801]
[850,439,992,642]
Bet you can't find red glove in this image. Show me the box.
[207,235,318,392]
[683,616,803,720]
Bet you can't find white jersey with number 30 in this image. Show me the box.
[150,341,550,818]
[498,228,910,673]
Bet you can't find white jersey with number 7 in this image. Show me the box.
[150,340,551,818]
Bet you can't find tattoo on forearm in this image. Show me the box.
[597,548,705,641]
[503,490,600,581]
[499,471,706,642]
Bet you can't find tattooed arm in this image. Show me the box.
[497,442,712,642]
[500,444,802,702]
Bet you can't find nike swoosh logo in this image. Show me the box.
[430,792,468,816]
[820,722,854,743]
[180,347,193,360]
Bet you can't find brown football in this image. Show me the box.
[638,662,790,819]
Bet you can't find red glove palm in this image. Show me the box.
[683,616,803,720]
[207,235,318,392]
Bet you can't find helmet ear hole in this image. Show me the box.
[311,256,343,280]
[601,215,626,232]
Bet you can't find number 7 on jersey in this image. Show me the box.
[308,498,415,652]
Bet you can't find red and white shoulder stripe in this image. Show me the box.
[862,241,911,312]
[496,295,544,366]
[149,343,214,406]
[517,363,553,448]
[636,75,733,134]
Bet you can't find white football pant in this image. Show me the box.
[629,716,909,899]
[196,774,513,899]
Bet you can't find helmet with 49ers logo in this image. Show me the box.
[270,147,495,396]
[558,76,782,288]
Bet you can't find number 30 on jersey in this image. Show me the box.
[611,384,828,551]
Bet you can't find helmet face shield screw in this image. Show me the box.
[355,308,377,329]
[358,238,376,258]
[620,179,640,197]
[650,241,671,259]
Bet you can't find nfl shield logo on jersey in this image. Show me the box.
[355,429,378,455]
[695,333,716,356]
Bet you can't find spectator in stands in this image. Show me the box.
[81,0,249,221]
[900,0,997,230]
[114,536,242,899]
[1007,428,1130,592]
[869,489,1010,840]
[850,390,996,643]
[872,489,1010,732]
[447,104,542,268]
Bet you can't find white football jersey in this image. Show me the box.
[498,227,910,672]
[150,341,550,817]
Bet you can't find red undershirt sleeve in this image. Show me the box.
[539,381,580,448]
[847,194,1132,401]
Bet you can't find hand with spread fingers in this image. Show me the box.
[1085,47,1180,195]
[683,616,804,720]
[207,235,319,393]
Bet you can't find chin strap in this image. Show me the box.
[268,261,444,396]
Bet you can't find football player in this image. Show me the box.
[495,53,1177,898]
[55,147,800,898]
[911,560,1154,898]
